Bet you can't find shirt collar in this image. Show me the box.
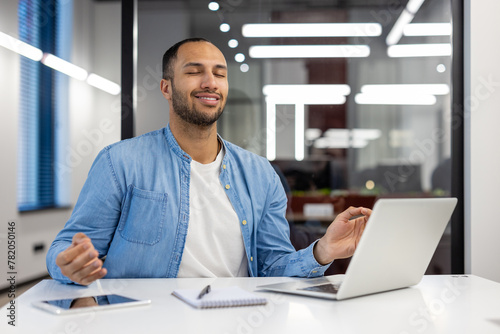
[164,124,229,164]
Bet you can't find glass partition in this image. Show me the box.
[135,0,456,274]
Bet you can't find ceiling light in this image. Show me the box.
[387,43,452,57]
[361,84,450,95]
[315,129,381,149]
[249,45,370,58]
[87,73,121,95]
[266,95,346,105]
[406,0,426,13]
[314,137,369,149]
[208,2,219,11]
[242,23,382,38]
[355,93,437,105]
[240,63,249,72]
[220,23,230,32]
[0,31,43,61]
[41,53,87,80]
[263,84,351,97]
[386,10,414,45]
[305,128,322,141]
[266,101,276,161]
[295,104,305,161]
[228,39,238,48]
[234,53,245,62]
[386,0,426,45]
[352,129,382,140]
[403,23,452,36]
[263,84,350,104]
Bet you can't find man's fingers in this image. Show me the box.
[72,232,90,246]
[64,248,100,277]
[337,206,366,221]
[360,208,372,218]
[80,268,107,286]
[56,241,92,266]
[72,258,106,285]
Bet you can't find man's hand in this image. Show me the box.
[313,206,372,265]
[55,233,107,285]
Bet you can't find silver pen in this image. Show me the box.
[197,285,211,299]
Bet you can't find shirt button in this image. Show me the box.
[225,184,230,190]
[242,220,247,225]
[250,257,253,262]
[223,164,226,169]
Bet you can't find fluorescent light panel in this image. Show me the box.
[361,84,450,95]
[387,43,452,57]
[385,0,426,45]
[403,23,452,36]
[263,84,351,97]
[242,23,382,38]
[355,93,437,105]
[406,0,426,13]
[0,31,43,61]
[87,73,121,95]
[263,85,349,105]
[386,10,414,46]
[317,128,382,148]
[266,99,276,161]
[352,129,382,140]
[295,104,305,161]
[324,128,382,140]
[42,53,88,80]
[0,31,121,95]
[249,45,370,58]
[266,96,346,105]
[305,128,322,141]
[314,137,368,149]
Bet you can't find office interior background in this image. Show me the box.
[0,0,499,291]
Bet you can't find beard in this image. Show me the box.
[171,80,224,127]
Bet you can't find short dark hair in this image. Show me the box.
[162,37,211,80]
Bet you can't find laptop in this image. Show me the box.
[258,197,457,300]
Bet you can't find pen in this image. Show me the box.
[197,284,211,299]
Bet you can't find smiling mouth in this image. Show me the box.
[197,96,219,101]
[194,92,222,106]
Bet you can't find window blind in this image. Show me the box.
[18,0,72,211]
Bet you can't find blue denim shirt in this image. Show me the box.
[46,125,329,283]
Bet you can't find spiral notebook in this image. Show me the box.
[172,286,267,309]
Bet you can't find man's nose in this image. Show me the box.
[201,72,217,90]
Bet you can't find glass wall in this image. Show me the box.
[136,0,454,274]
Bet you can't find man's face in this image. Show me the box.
[167,41,228,127]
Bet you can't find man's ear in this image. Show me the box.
[160,79,172,100]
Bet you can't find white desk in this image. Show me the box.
[2,275,500,333]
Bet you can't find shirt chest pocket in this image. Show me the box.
[118,185,168,245]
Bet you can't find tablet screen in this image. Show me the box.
[44,294,139,309]
[33,294,150,314]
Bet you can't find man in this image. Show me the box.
[47,38,371,285]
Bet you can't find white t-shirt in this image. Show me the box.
[177,146,248,277]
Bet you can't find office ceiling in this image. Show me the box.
[96,0,412,9]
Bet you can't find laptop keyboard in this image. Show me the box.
[299,283,341,294]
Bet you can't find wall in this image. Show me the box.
[466,0,500,282]
[0,0,121,289]
[135,1,189,137]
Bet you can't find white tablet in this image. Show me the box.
[32,294,151,315]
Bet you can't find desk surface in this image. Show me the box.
[2,275,500,333]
